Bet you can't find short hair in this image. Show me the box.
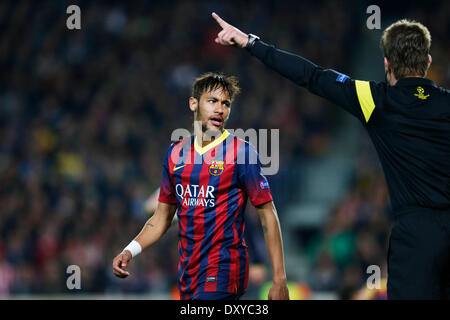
[191,72,240,102]
[380,19,431,79]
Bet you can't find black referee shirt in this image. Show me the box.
[250,40,450,217]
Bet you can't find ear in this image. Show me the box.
[225,108,231,121]
[428,54,432,68]
[189,97,198,112]
[384,57,390,72]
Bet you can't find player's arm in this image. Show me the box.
[212,12,371,122]
[254,201,290,300]
[112,202,177,278]
[134,201,177,250]
[113,143,179,278]
[144,187,160,215]
[237,142,288,299]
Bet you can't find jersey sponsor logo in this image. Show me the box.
[175,184,216,207]
[209,160,224,176]
[206,276,216,283]
[259,179,269,190]
[414,86,430,100]
[336,73,349,83]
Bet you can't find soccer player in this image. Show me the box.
[211,13,450,299]
[112,72,289,300]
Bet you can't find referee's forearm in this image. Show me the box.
[249,40,317,88]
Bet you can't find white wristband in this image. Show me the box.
[123,240,142,258]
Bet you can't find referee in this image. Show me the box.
[212,13,450,299]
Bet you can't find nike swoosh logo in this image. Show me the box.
[173,164,185,171]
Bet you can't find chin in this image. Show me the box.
[205,126,223,136]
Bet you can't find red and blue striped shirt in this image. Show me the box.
[158,130,273,299]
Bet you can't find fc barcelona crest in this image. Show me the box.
[209,160,224,176]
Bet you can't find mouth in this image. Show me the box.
[209,116,223,127]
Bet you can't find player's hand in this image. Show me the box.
[112,250,132,278]
[211,12,249,48]
[268,280,290,300]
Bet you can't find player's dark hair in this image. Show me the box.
[380,19,431,79]
[192,72,240,102]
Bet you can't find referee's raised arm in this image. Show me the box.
[211,12,367,122]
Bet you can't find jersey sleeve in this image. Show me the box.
[250,40,381,124]
[158,144,177,204]
[237,142,273,207]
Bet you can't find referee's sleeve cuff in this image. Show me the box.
[249,40,271,58]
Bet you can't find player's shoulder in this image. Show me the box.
[227,132,258,154]
[166,135,193,155]
[226,134,260,168]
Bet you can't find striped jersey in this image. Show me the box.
[158,129,273,299]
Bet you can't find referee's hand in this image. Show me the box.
[212,12,249,48]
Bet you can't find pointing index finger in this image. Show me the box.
[212,12,228,28]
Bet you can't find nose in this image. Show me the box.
[215,103,224,115]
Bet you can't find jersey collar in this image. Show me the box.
[395,77,437,88]
[194,129,230,155]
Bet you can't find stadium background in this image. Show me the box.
[0,0,448,299]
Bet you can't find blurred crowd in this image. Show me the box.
[0,0,448,298]
[302,140,391,299]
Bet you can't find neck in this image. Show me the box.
[390,74,424,86]
[403,74,424,79]
[193,125,224,148]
